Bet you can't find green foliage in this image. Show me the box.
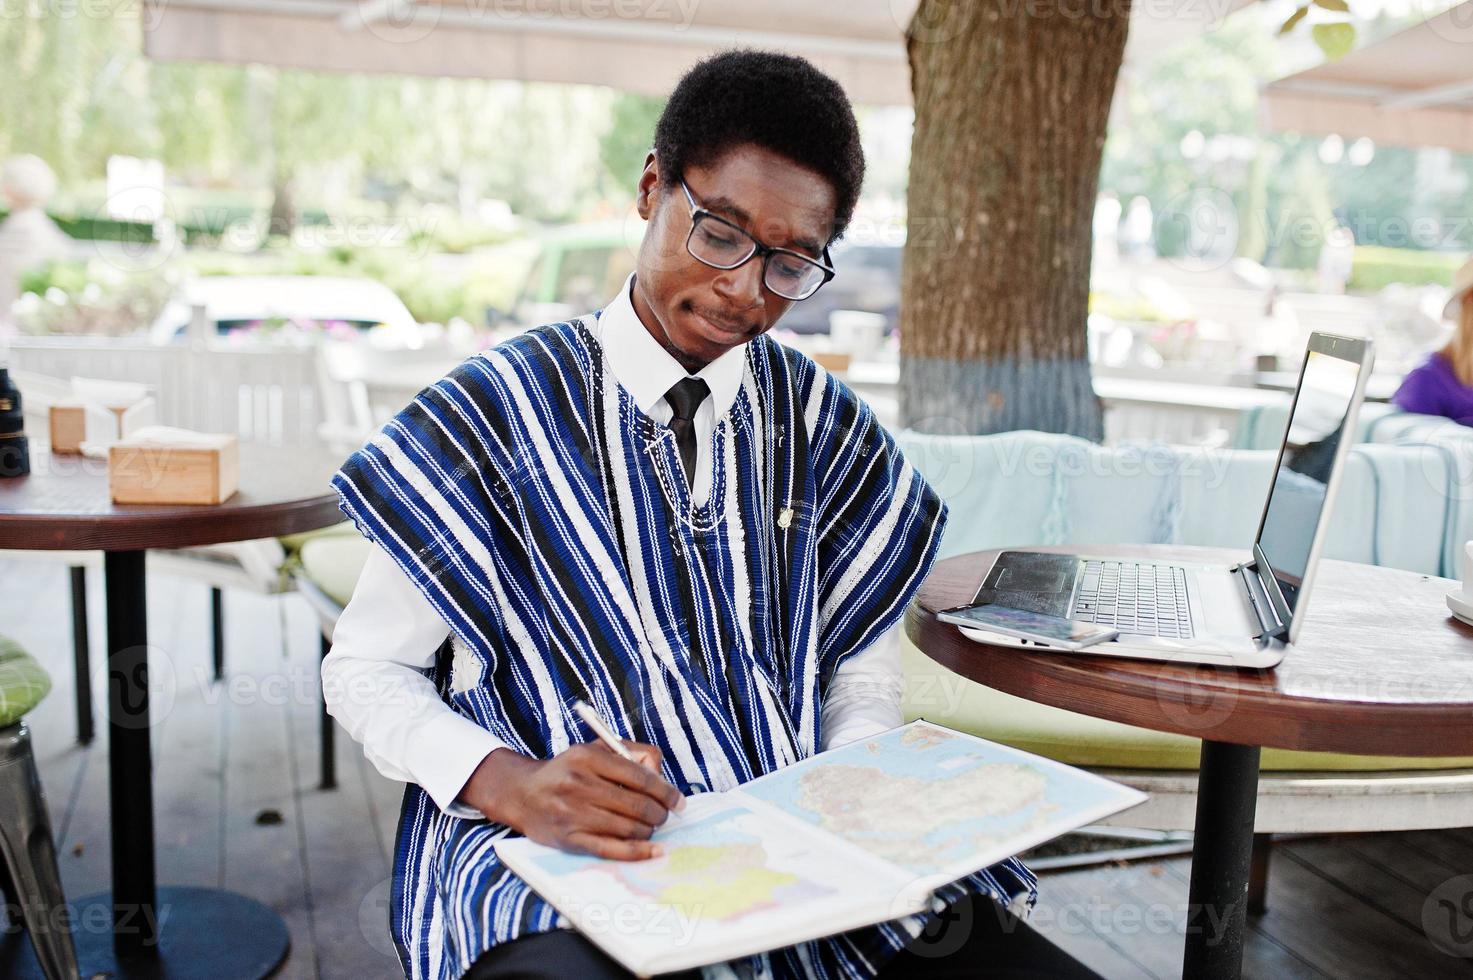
[1099,15,1277,246]
[13,259,175,337]
[1277,0,1356,59]
[1100,7,1473,276]
[1311,22,1357,59]
[17,259,90,299]
[1279,7,1309,34]
[1348,246,1469,292]
[599,94,665,200]
[0,8,629,233]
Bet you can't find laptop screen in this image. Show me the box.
[1255,347,1367,616]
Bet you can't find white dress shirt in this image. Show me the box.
[322,275,904,819]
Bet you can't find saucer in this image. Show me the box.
[1446,589,1473,627]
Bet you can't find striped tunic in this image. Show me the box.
[331,314,1036,980]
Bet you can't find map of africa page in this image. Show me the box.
[496,791,923,976]
[741,720,1147,888]
[496,720,1145,976]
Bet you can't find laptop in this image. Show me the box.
[962,332,1375,668]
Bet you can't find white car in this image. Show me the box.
[148,275,420,346]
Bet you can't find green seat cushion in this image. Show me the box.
[0,635,52,727]
[901,639,1473,772]
[298,533,373,607]
[278,520,359,558]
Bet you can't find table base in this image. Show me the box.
[0,886,289,979]
[1184,739,1262,979]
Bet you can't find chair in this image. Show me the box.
[154,526,360,791]
[0,635,80,980]
[286,525,369,792]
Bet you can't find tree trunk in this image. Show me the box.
[899,0,1130,440]
[268,171,296,239]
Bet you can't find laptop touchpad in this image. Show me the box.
[975,552,1077,616]
[986,553,1075,592]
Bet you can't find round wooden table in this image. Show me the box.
[906,545,1473,980]
[0,444,343,979]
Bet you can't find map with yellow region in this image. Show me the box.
[610,812,832,922]
[526,800,839,925]
[497,722,1145,975]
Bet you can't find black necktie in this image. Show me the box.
[665,377,709,486]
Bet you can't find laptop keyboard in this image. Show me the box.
[1070,560,1195,638]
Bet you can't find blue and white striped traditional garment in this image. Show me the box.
[331,313,1036,980]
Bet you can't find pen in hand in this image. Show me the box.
[572,700,687,814]
[572,700,641,763]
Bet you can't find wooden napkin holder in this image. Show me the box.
[108,427,239,505]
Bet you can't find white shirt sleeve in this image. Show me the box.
[819,622,905,751]
[321,542,508,819]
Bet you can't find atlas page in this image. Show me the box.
[496,788,924,977]
[496,720,1147,976]
[740,720,1149,892]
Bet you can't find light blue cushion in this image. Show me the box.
[892,428,1470,771]
[895,429,1452,576]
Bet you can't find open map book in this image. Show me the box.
[496,720,1146,977]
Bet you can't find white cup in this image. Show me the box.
[1464,541,1473,598]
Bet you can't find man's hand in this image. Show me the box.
[460,740,685,861]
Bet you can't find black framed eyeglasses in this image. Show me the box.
[679,180,835,301]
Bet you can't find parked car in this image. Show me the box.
[492,223,640,329]
[147,275,421,346]
[776,241,902,336]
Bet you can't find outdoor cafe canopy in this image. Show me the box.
[1261,1,1473,155]
[142,0,1246,106]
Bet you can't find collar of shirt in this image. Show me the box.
[596,274,746,422]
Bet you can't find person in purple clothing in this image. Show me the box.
[1394,256,1473,425]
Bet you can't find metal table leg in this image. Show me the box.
[70,565,94,745]
[105,549,157,957]
[1183,739,1261,979]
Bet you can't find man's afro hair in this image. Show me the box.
[653,49,865,244]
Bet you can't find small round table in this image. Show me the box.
[906,545,1473,980]
[0,444,343,978]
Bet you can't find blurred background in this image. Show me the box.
[2,0,1470,442]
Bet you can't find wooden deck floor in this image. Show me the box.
[2,556,1470,979]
